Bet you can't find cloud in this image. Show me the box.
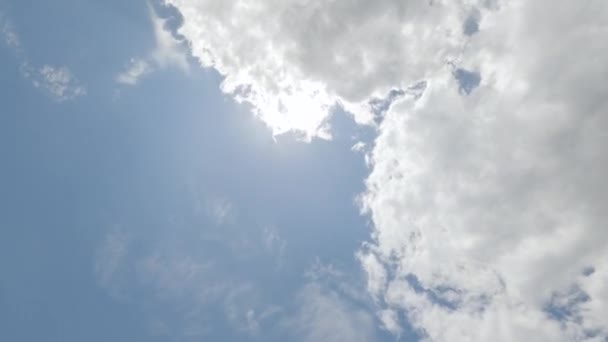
[263,226,287,269]
[165,0,479,139]
[116,4,188,85]
[28,65,87,101]
[204,196,234,226]
[197,196,288,268]
[94,220,287,340]
[96,235,257,339]
[164,0,608,340]
[94,229,130,297]
[0,12,20,49]
[104,0,608,340]
[116,58,152,85]
[148,3,188,70]
[223,285,282,336]
[137,254,217,300]
[1,14,86,102]
[140,256,283,338]
[94,223,377,341]
[356,1,608,341]
[285,283,377,342]
[283,260,379,342]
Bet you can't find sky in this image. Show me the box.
[0,1,607,342]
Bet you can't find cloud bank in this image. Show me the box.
[164,0,608,340]
[358,2,608,341]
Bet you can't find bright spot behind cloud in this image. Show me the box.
[165,0,473,139]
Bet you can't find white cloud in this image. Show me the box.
[1,13,85,102]
[356,1,608,341]
[165,0,608,340]
[166,0,476,139]
[30,65,87,101]
[116,4,188,86]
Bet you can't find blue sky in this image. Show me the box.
[2,1,608,341]
[0,1,399,341]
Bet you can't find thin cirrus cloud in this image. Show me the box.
[286,283,377,342]
[93,227,273,339]
[93,226,372,341]
[163,0,608,341]
[283,259,379,342]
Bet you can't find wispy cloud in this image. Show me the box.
[1,12,86,102]
[223,285,282,336]
[116,3,188,86]
[94,229,130,298]
[204,196,234,226]
[262,226,287,269]
[116,58,152,85]
[29,65,86,102]
[0,12,20,50]
[283,261,378,342]
[94,223,285,340]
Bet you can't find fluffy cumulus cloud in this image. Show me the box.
[357,1,608,341]
[164,0,478,139]
[164,0,608,340]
